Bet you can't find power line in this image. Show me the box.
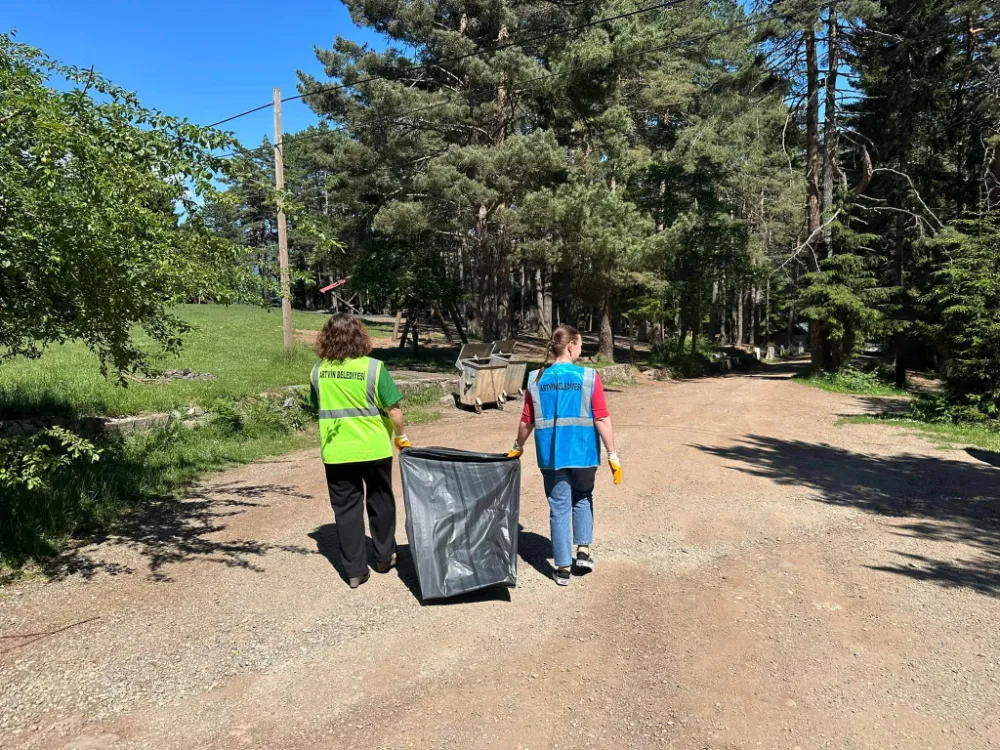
[206,0,689,129]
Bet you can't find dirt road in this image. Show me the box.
[3,363,999,750]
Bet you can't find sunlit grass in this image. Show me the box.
[0,305,330,418]
[838,415,1000,452]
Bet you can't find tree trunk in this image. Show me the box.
[496,23,510,143]
[822,9,840,259]
[691,326,697,354]
[656,179,667,232]
[519,264,526,330]
[805,23,824,372]
[535,266,552,337]
[433,307,454,344]
[990,142,1000,212]
[399,316,412,350]
[718,274,728,345]
[893,223,907,389]
[752,286,761,346]
[956,14,975,213]
[764,278,771,347]
[711,279,720,342]
[736,288,744,347]
[787,301,795,349]
[628,320,635,364]
[448,304,469,345]
[598,296,614,360]
[391,311,403,341]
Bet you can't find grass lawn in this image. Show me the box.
[0,305,334,419]
[839,415,1000,453]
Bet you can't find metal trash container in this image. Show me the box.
[490,339,527,399]
[454,343,507,413]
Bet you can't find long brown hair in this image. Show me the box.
[316,313,372,362]
[538,324,581,379]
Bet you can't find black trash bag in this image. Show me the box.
[399,447,521,600]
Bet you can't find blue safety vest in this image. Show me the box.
[527,363,600,470]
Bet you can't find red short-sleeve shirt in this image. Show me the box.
[521,370,609,424]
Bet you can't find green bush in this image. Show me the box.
[648,339,759,378]
[828,366,885,393]
[209,393,311,438]
[907,392,994,426]
[649,339,717,378]
[1,427,101,491]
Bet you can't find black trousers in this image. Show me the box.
[324,457,396,579]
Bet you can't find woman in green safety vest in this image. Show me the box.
[308,313,411,589]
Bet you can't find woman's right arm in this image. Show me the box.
[594,416,616,454]
[509,392,535,457]
[591,372,621,484]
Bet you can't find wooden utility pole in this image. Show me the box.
[273,87,293,354]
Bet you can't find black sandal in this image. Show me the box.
[573,549,595,574]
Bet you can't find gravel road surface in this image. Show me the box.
[2,362,999,749]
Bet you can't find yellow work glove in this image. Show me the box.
[507,441,523,459]
[395,434,411,450]
[608,451,622,485]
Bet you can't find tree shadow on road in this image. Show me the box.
[967,448,1000,469]
[693,435,1000,598]
[45,481,315,583]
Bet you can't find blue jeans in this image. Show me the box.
[541,467,597,568]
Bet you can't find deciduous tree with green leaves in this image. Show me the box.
[0,35,250,376]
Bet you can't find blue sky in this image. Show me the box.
[4,0,384,147]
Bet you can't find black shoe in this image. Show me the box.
[573,549,595,575]
[349,573,370,589]
[374,553,397,574]
[553,567,571,586]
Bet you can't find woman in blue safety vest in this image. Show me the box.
[508,325,622,586]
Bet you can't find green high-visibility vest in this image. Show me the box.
[312,356,393,464]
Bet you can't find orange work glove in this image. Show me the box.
[395,434,411,450]
[607,451,622,485]
[507,441,523,459]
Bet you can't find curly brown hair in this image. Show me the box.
[316,313,372,361]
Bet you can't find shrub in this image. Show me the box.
[0,397,315,569]
[649,343,714,378]
[795,364,905,396]
[0,427,101,491]
[209,393,311,438]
